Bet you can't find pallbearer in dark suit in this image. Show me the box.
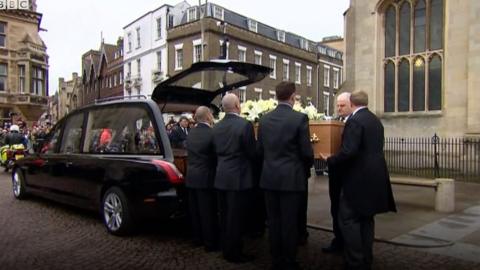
[322,92,352,254]
[213,94,257,263]
[258,82,314,270]
[321,90,396,270]
[186,106,218,252]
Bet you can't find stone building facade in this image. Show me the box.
[56,72,81,121]
[344,0,480,137]
[0,1,48,127]
[167,3,320,107]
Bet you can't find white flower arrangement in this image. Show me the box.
[240,99,278,122]
[238,98,325,122]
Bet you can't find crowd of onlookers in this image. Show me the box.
[0,119,52,152]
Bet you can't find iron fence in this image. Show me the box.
[384,134,480,182]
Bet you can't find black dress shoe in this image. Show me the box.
[321,244,343,254]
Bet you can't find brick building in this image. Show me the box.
[167,2,320,107]
[81,38,123,106]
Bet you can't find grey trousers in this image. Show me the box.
[338,195,374,270]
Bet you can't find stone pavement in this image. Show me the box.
[0,171,479,269]
[308,175,480,265]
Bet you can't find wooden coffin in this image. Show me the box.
[309,120,344,158]
[172,148,188,176]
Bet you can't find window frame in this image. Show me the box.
[282,59,290,81]
[156,17,162,39]
[269,55,277,79]
[238,45,246,62]
[213,5,224,20]
[323,65,330,87]
[135,27,141,49]
[295,62,301,85]
[248,19,258,33]
[254,50,262,65]
[187,7,197,22]
[306,66,312,86]
[0,22,6,48]
[192,39,202,63]
[175,43,184,71]
[0,63,7,91]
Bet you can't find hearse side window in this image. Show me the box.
[59,113,84,153]
[43,125,62,154]
[83,105,162,155]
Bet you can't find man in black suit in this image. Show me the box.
[170,116,190,148]
[321,90,396,270]
[186,106,218,252]
[322,92,352,254]
[213,93,257,263]
[258,82,314,270]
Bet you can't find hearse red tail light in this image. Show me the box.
[151,160,184,184]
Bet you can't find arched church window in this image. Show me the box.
[383,0,443,113]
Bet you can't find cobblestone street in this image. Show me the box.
[0,172,479,270]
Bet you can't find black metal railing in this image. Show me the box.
[385,134,480,182]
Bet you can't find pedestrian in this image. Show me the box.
[186,106,219,252]
[258,82,314,270]
[170,116,189,149]
[213,93,257,263]
[322,92,353,254]
[321,90,397,270]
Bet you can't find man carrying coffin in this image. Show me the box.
[322,92,352,254]
[213,94,257,263]
[258,82,314,269]
[321,90,396,270]
[186,106,218,252]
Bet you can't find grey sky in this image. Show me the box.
[37,0,349,94]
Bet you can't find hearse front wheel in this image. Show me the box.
[12,169,27,200]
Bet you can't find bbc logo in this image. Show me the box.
[0,0,29,10]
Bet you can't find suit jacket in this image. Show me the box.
[186,123,217,189]
[327,108,397,216]
[212,114,257,191]
[170,125,189,148]
[258,104,314,191]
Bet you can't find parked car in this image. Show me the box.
[12,60,271,235]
